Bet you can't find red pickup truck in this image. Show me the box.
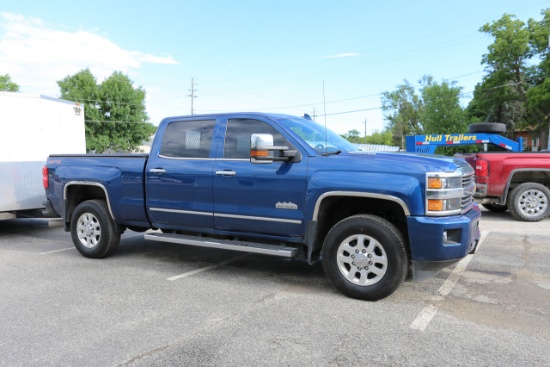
[459,152,550,222]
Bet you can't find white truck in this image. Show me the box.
[0,92,86,219]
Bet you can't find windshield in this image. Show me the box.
[277,117,360,154]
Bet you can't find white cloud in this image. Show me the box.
[0,12,179,96]
[322,53,360,59]
[133,52,178,65]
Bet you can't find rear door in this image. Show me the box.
[146,118,217,231]
[212,117,308,238]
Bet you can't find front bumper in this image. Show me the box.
[407,204,481,280]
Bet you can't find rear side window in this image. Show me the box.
[160,119,216,158]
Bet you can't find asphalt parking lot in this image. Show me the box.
[1,209,549,367]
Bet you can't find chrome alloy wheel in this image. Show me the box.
[76,212,102,249]
[518,189,548,218]
[336,234,388,286]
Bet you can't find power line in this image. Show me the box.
[85,120,154,124]
[74,70,545,121]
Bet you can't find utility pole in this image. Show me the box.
[187,78,197,115]
[311,107,317,120]
[364,119,367,139]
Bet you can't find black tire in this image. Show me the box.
[481,203,508,213]
[507,182,550,222]
[468,122,506,134]
[70,199,121,258]
[321,215,408,301]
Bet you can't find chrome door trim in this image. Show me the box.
[150,208,212,216]
[214,212,302,224]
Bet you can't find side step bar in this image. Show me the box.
[144,232,298,258]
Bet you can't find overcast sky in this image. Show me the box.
[1,1,548,135]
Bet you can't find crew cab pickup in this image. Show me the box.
[43,113,481,301]
[458,152,550,222]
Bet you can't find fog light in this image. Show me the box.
[443,230,448,243]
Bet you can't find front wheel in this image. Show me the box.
[507,182,550,222]
[70,199,121,258]
[322,215,408,301]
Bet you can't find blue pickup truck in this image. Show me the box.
[43,112,481,301]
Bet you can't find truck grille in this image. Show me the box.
[461,171,475,212]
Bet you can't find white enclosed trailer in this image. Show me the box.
[0,92,86,219]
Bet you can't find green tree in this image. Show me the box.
[467,14,532,137]
[340,129,363,143]
[0,74,20,92]
[381,76,472,155]
[58,69,156,153]
[421,77,467,134]
[525,9,550,145]
[381,80,423,148]
[341,128,395,146]
[365,129,394,145]
[58,69,104,151]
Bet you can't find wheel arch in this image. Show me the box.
[63,181,115,231]
[309,191,411,263]
[502,169,550,204]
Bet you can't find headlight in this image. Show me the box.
[427,176,462,190]
[426,171,465,216]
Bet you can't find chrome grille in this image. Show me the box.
[461,171,475,212]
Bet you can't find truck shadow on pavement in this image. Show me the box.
[115,232,332,295]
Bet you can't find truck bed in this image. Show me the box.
[46,154,150,228]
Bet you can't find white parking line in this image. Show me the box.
[409,231,490,331]
[167,254,250,281]
[40,247,75,255]
[409,304,439,331]
[47,219,64,228]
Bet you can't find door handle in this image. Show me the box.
[149,168,166,174]
[215,170,236,176]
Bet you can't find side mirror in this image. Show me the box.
[250,133,299,164]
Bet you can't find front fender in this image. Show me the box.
[305,171,424,219]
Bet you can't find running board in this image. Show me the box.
[144,232,298,258]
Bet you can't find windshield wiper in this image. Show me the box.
[322,150,342,156]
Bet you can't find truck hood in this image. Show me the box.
[332,151,471,174]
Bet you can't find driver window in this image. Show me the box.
[224,119,290,159]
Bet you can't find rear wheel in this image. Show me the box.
[481,203,508,213]
[322,215,408,301]
[507,182,550,222]
[70,199,120,258]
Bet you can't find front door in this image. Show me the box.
[213,118,307,238]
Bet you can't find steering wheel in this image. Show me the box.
[314,144,324,149]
